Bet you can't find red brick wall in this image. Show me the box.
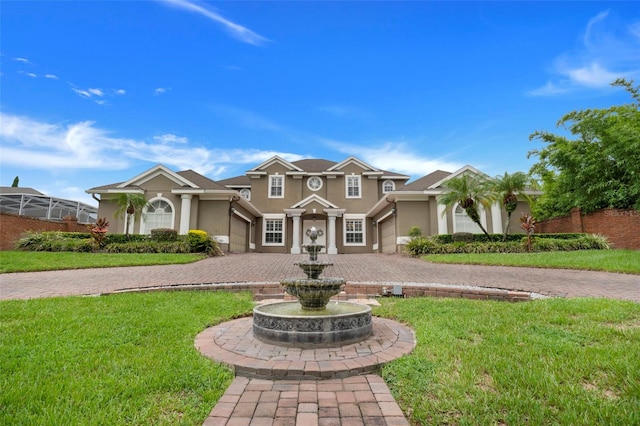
[536,208,640,250]
[0,213,88,250]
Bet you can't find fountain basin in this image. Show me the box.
[253,301,373,348]
[281,277,345,310]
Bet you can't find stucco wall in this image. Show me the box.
[536,208,640,249]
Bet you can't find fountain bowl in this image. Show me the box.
[281,277,345,310]
[253,301,373,348]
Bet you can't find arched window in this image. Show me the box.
[453,205,485,234]
[240,188,251,201]
[141,198,174,234]
[382,180,395,193]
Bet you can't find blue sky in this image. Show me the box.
[1,1,639,207]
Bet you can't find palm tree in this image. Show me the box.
[438,174,493,236]
[492,172,530,240]
[113,193,148,237]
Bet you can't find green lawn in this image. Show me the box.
[0,251,205,273]
[425,250,640,274]
[1,291,254,425]
[2,294,638,425]
[376,297,640,425]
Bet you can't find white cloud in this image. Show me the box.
[159,0,270,46]
[72,88,92,98]
[44,74,59,80]
[13,57,31,64]
[115,89,126,95]
[26,72,37,78]
[154,87,170,95]
[529,11,639,96]
[0,113,305,179]
[322,138,462,177]
[154,134,188,144]
[88,88,104,96]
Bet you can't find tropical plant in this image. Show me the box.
[492,171,530,240]
[520,213,535,253]
[113,193,148,237]
[87,217,110,249]
[438,174,493,236]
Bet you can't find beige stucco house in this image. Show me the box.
[86,156,533,254]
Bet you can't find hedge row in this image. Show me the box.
[15,230,222,256]
[405,234,610,256]
[431,233,588,244]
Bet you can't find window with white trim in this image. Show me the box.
[240,188,251,201]
[344,215,366,246]
[141,198,174,234]
[269,175,284,198]
[382,180,395,193]
[346,175,361,198]
[454,205,484,234]
[263,215,285,245]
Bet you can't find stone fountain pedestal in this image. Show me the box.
[253,226,373,348]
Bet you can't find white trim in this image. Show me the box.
[263,213,285,246]
[239,188,251,201]
[118,164,198,189]
[382,180,395,193]
[428,165,490,189]
[232,208,252,223]
[291,194,339,209]
[268,174,284,199]
[307,176,323,191]
[343,213,366,246]
[249,155,303,172]
[328,156,379,172]
[346,175,362,199]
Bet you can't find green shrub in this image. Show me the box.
[150,228,178,242]
[405,234,609,257]
[104,234,150,244]
[15,232,93,252]
[452,232,473,243]
[104,241,190,254]
[408,226,422,239]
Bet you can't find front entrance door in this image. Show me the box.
[302,219,326,253]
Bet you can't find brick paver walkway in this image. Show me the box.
[1,253,638,302]
[2,253,638,425]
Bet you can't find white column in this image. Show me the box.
[291,215,301,254]
[327,215,338,255]
[491,202,503,234]
[437,202,448,235]
[179,194,192,235]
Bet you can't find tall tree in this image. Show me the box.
[528,79,640,219]
[438,174,493,236]
[113,193,148,237]
[11,176,19,187]
[492,171,530,240]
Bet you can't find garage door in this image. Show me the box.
[230,216,247,253]
[380,218,396,254]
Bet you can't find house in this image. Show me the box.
[86,157,534,254]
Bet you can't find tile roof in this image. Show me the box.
[217,175,251,187]
[0,187,45,195]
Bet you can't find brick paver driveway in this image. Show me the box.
[1,253,638,302]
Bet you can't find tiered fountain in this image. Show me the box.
[253,227,372,347]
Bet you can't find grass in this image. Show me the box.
[375,297,640,425]
[424,249,640,274]
[0,251,206,273]
[0,291,254,425]
[2,293,638,425]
